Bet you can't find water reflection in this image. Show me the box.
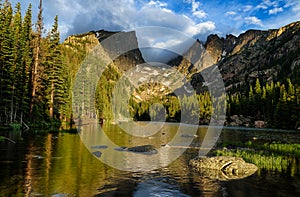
[0,123,300,196]
[78,122,203,172]
[133,177,190,197]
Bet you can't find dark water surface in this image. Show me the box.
[1,122,300,196]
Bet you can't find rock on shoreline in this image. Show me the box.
[189,156,258,181]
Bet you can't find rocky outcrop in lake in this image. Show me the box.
[189,156,258,181]
[114,145,158,155]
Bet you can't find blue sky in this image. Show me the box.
[9,0,300,49]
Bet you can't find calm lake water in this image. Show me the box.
[1,122,300,197]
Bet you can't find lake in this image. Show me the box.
[1,122,300,196]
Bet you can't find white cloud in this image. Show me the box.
[290,0,300,12]
[245,16,263,26]
[256,4,268,9]
[51,0,84,18]
[187,21,216,35]
[263,0,300,29]
[256,0,280,10]
[185,0,207,19]
[262,0,279,7]
[161,8,172,13]
[233,15,243,21]
[153,39,182,48]
[37,0,215,42]
[243,5,253,12]
[190,0,200,12]
[183,0,200,11]
[193,10,207,18]
[269,7,284,15]
[225,11,237,16]
[147,0,168,8]
[58,23,73,36]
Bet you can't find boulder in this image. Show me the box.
[255,120,266,128]
[189,156,258,181]
[127,145,158,155]
[92,151,102,158]
[227,115,253,127]
[91,145,108,149]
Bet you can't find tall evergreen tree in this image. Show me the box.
[0,1,13,123]
[19,4,33,123]
[30,0,43,117]
[8,2,24,123]
[45,15,65,119]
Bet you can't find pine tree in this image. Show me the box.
[30,0,43,117]
[0,1,13,123]
[19,4,33,123]
[255,78,262,95]
[8,2,23,123]
[45,15,64,119]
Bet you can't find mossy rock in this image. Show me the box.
[190,156,258,181]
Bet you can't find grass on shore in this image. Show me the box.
[216,141,299,176]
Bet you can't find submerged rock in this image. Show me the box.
[189,156,257,181]
[181,134,198,138]
[91,145,108,149]
[51,194,75,197]
[92,151,102,158]
[114,146,127,151]
[127,145,158,155]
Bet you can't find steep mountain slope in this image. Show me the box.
[93,30,145,71]
[188,21,300,91]
[64,30,145,72]
[63,30,146,121]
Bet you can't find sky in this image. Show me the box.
[9,0,300,61]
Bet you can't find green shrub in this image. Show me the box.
[9,123,21,130]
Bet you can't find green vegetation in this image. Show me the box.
[263,142,300,157]
[129,78,299,130]
[227,79,300,129]
[0,0,101,129]
[9,123,21,130]
[216,141,300,175]
[0,0,71,129]
[128,92,212,123]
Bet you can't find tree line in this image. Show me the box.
[128,78,300,130]
[228,79,300,129]
[0,0,69,128]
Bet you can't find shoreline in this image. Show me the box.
[1,120,299,133]
[106,120,300,132]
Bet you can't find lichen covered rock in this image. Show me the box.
[189,156,258,181]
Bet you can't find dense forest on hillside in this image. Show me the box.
[130,78,300,130]
[0,0,299,130]
[0,0,65,127]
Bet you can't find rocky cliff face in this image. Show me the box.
[189,21,300,91]
[64,32,100,54]
[64,30,145,72]
[93,30,145,72]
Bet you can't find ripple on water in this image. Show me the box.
[133,177,191,197]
